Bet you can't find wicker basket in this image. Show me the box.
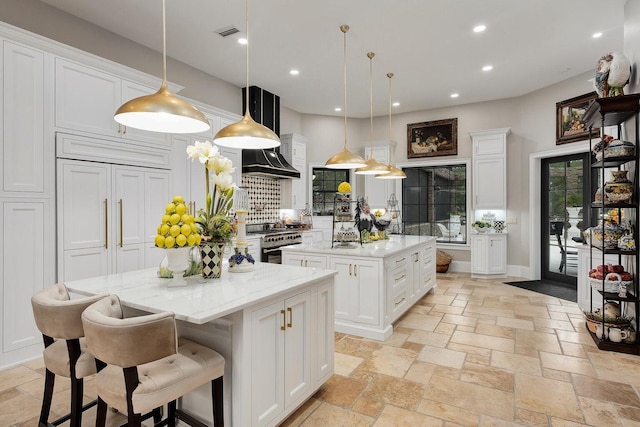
[436,250,453,273]
[589,272,632,293]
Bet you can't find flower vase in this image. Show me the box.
[201,242,226,279]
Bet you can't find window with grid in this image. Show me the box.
[402,164,467,244]
[312,168,350,216]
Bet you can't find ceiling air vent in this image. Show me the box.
[215,25,240,37]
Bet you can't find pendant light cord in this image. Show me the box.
[388,72,393,161]
[342,25,349,150]
[161,0,167,85]
[244,0,250,115]
[368,52,375,159]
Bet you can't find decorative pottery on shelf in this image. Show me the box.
[200,242,226,279]
[605,171,633,203]
[592,220,625,249]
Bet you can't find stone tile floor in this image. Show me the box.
[3,273,640,426]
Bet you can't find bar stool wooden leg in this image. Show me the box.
[95,397,108,427]
[212,377,224,427]
[168,400,177,427]
[38,369,55,427]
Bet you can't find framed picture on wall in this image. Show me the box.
[407,118,458,158]
[556,92,600,145]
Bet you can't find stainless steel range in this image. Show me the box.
[260,230,302,264]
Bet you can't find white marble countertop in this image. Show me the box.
[280,235,435,257]
[65,263,337,325]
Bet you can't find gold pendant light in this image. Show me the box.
[214,0,280,149]
[356,52,390,175]
[325,25,366,169]
[114,0,209,134]
[376,72,407,179]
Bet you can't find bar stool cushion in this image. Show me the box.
[97,337,224,414]
[43,338,97,378]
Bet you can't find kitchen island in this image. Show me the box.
[66,262,336,427]
[282,235,436,341]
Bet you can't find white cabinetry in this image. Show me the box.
[470,233,507,278]
[282,252,327,269]
[331,257,380,325]
[0,39,55,368]
[280,133,306,209]
[363,141,398,209]
[470,128,510,210]
[57,159,169,281]
[240,282,333,427]
[54,57,169,146]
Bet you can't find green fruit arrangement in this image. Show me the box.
[471,220,491,228]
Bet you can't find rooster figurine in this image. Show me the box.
[594,51,631,97]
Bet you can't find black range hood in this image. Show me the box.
[241,86,300,179]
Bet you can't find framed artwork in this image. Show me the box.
[556,92,600,145]
[407,118,458,158]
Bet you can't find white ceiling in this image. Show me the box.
[40,0,628,118]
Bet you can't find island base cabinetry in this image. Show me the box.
[177,278,334,427]
[283,237,436,341]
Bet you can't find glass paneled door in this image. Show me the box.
[541,153,592,285]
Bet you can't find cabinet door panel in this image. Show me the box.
[354,260,380,325]
[473,157,505,209]
[114,168,145,246]
[330,259,353,321]
[55,58,120,136]
[315,282,334,384]
[63,247,109,281]
[60,161,110,250]
[115,242,146,273]
[251,300,285,426]
[284,291,311,408]
[2,201,47,351]
[144,171,170,242]
[488,237,506,273]
[3,41,45,194]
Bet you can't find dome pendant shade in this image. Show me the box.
[355,157,391,175]
[324,24,366,169]
[325,147,367,169]
[113,0,209,134]
[114,83,210,134]
[376,164,406,179]
[214,110,280,149]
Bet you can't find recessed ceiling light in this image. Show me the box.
[473,25,486,33]
[592,32,603,38]
[392,102,400,107]
[334,107,342,112]
[450,93,459,98]
[482,65,493,72]
[289,69,299,75]
[238,37,248,45]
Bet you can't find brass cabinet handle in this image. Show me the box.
[281,309,286,331]
[104,198,108,249]
[305,260,308,267]
[349,264,352,276]
[354,264,357,277]
[122,125,126,134]
[300,259,304,267]
[287,307,293,328]
[119,199,123,247]
[414,252,419,262]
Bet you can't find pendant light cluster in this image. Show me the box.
[355,52,390,176]
[376,72,406,179]
[214,0,280,149]
[325,25,367,169]
[114,0,210,134]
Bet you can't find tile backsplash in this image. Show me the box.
[242,175,280,224]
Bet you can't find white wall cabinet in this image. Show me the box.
[470,233,507,278]
[470,128,510,210]
[280,133,307,210]
[0,38,56,369]
[54,57,169,147]
[363,141,398,210]
[57,159,169,281]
